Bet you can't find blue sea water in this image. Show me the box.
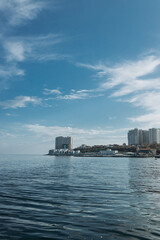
[0,155,160,240]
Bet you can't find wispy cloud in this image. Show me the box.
[3,34,67,63]
[128,91,160,127]
[0,0,51,26]
[57,89,96,100]
[0,64,24,78]
[79,54,160,126]
[25,124,128,146]
[44,89,102,100]
[0,64,24,89]
[4,41,27,62]
[0,130,16,138]
[0,124,128,154]
[0,1,67,90]
[79,55,160,92]
[0,96,41,109]
[43,88,62,95]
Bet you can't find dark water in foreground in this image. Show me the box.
[0,155,160,240]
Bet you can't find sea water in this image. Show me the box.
[0,154,160,240]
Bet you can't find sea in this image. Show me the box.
[0,154,160,240]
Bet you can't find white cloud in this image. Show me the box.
[128,91,160,112]
[57,89,93,100]
[0,130,16,138]
[0,64,24,89]
[80,54,160,127]
[25,124,128,146]
[0,1,66,90]
[43,88,62,95]
[0,123,129,154]
[108,116,116,120]
[4,41,26,62]
[111,78,160,97]
[80,55,160,92]
[3,34,66,63]
[57,89,101,100]
[127,91,160,126]
[0,64,24,78]
[25,124,127,137]
[0,0,50,26]
[43,89,101,100]
[0,96,41,109]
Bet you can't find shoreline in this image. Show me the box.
[46,154,158,158]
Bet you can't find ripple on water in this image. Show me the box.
[0,155,160,239]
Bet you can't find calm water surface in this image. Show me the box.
[0,155,160,239]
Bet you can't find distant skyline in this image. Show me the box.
[1,0,160,154]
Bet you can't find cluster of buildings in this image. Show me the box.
[47,129,160,157]
[128,128,160,145]
[48,136,118,156]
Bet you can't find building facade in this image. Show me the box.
[139,129,149,145]
[149,128,160,144]
[128,128,139,145]
[55,136,73,150]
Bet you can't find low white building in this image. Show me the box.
[99,149,118,156]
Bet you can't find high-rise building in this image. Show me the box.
[128,128,139,145]
[142,130,149,145]
[138,129,143,145]
[139,129,149,145]
[55,136,73,150]
[128,128,149,145]
[149,128,160,144]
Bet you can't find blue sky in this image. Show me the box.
[1,0,160,154]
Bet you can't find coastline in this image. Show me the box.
[46,153,157,158]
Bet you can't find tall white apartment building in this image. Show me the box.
[149,128,160,144]
[139,129,149,145]
[55,136,73,150]
[128,128,139,145]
